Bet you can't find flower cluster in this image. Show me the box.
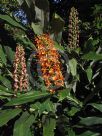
[13,45,28,92]
[68,7,79,49]
[35,34,64,93]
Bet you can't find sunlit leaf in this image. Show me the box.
[31,23,43,35]
[68,107,80,117]
[54,42,65,51]
[5,91,50,106]
[58,89,70,101]
[69,59,77,76]
[30,99,56,115]
[58,89,81,106]
[86,67,92,82]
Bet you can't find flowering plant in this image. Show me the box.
[0,1,102,136]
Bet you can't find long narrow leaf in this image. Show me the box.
[89,103,102,112]
[43,117,56,136]
[0,109,22,127]
[0,44,7,65]
[82,52,102,60]
[79,117,102,126]
[77,131,99,136]
[0,75,12,89]
[0,14,26,30]
[5,91,50,106]
[13,111,36,136]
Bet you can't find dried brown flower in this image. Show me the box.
[13,45,28,92]
[68,7,79,49]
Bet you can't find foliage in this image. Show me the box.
[0,0,102,136]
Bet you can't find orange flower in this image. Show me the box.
[35,34,64,93]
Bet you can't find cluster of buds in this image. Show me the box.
[68,7,79,49]
[13,45,28,92]
[35,34,64,93]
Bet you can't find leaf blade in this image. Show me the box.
[0,14,26,30]
[69,59,77,76]
[5,91,50,106]
[43,117,56,136]
[0,109,22,127]
[0,44,7,65]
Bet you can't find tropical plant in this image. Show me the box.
[0,0,102,136]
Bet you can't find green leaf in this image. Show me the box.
[13,111,29,136]
[0,90,13,97]
[51,13,65,33]
[31,23,43,35]
[79,117,102,126]
[0,14,26,31]
[0,85,12,93]
[16,36,36,49]
[43,117,56,136]
[5,91,50,106]
[0,14,26,30]
[0,44,7,65]
[92,39,99,46]
[54,42,65,51]
[82,52,102,60]
[68,107,80,117]
[0,109,22,127]
[0,85,13,97]
[16,0,24,5]
[30,102,41,111]
[86,67,92,82]
[69,59,77,76]
[4,46,15,64]
[24,115,36,136]
[68,128,75,136]
[30,99,56,115]
[53,32,62,43]
[78,131,99,136]
[58,89,70,101]
[0,75,12,89]
[89,103,102,112]
[44,100,56,113]
[58,89,81,106]
[13,111,36,136]
[83,37,94,53]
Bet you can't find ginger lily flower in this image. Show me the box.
[35,34,64,93]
